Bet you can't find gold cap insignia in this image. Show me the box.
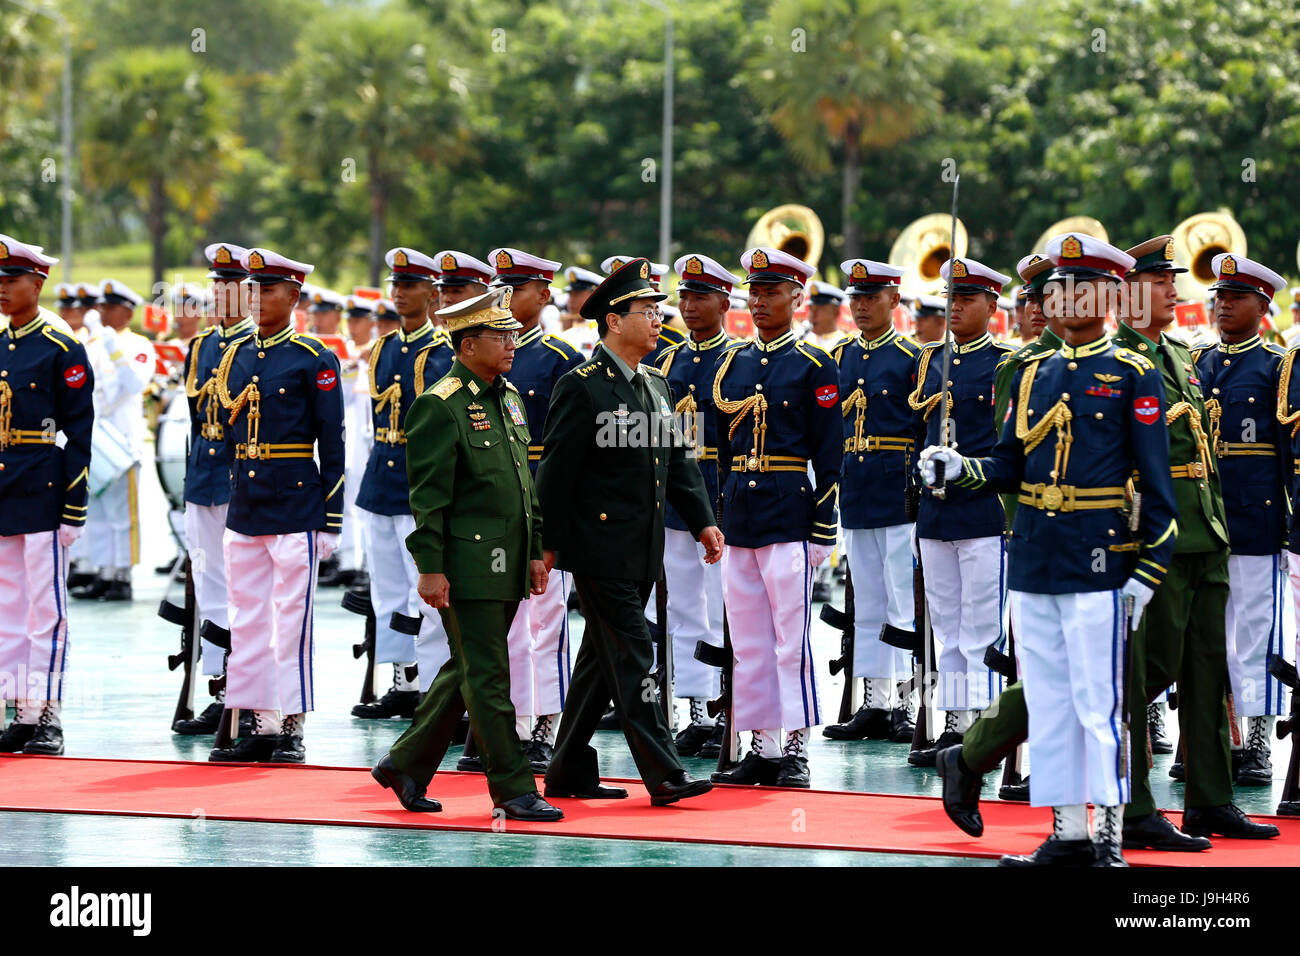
[610,258,626,271]
[639,261,649,279]
[752,250,770,270]
[0,240,8,259]
[686,256,703,275]
[495,250,513,269]
[248,251,265,270]
[103,282,115,294]
[951,260,968,279]
[1061,236,1083,259]
[394,250,409,267]
[214,246,232,265]
[440,253,456,271]
[851,262,867,279]
[1163,238,1175,261]
[78,284,90,296]
[1222,256,1237,276]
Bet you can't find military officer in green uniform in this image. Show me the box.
[1114,235,1277,844]
[371,286,563,823]
[537,258,724,806]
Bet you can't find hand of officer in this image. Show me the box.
[57,524,83,548]
[529,559,548,595]
[1120,577,1155,631]
[543,549,556,573]
[316,532,340,561]
[808,544,834,567]
[699,526,724,564]
[918,445,963,487]
[100,325,120,357]
[419,572,451,609]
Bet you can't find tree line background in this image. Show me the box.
[3,0,1300,295]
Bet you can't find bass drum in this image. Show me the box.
[155,387,191,511]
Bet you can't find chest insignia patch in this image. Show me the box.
[505,394,527,426]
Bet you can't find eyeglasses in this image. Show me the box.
[618,307,663,320]
[473,331,519,346]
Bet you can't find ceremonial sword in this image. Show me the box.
[932,174,961,499]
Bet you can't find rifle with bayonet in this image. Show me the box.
[158,556,201,731]
[822,567,856,723]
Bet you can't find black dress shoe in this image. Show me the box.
[650,770,713,806]
[0,722,37,753]
[497,791,564,821]
[350,689,419,720]
[1122,811,1211,851]
[523,740,553,773]
[674,722,714,756]
[936,746,984,837]
[209,735,278,762]
[457,754,484,773]
[596,705,620,730]
[822,705,891,741]
[1278,800,1300,816]
[698,720,726,759]
[775,754,810,788]
[544,782,628,799]
[909,730,963,767]
[999,775,1030,802]
[269,734,305,763]
[173,701,223,735]
[67,568,96,590]
[998,836,1095,867]
[98,580,132,602]
[1148,704,1173,755]
[22,724,63,755]
[1092,843,1129,867]
[71,578,109,600]
[1235,748,1272,786]
[372,753,441,811]
[1182,803,1280,840]
[888,708,916,742]
[710,752,780,786]
[1168,760,1184,781]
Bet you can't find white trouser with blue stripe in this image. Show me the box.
[844,524,914,681]
[223,529,319,715]
[529,566,571,716]
[1228,553,1294,717]
[1012,588,1130,809]
[185,502,229,676]
[663,527,723,700]
[0,531,69,705]
[723,541,821,734]
[918,535,1006,711]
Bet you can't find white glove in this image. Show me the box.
[918,445,964,487]
[1120,577,1155,631]
[808,544,834,567]
[99,325,120,357]
[57,524,83,547]
[316,532,340,562]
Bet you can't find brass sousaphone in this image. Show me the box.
[889,213,969,297]
[745,204,825,275]
[1172,211,1246,302]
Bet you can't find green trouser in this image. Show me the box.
[389,599,535,805]
[963,681,1027,775]
[1126,549,1233,817]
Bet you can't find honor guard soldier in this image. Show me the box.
[821,258,918,743]
[920,234,1177,867]
[1195,253,1291,783]
[172,243,255,734]
[337,294,377,591]
[709,247,840,788]
[558,266,603,358]
[1115,236,1279,843]
[800,280,851,352]
[912,294,946,344]
[490,247,583,767]
[208,248,345,763]
[907,257,1014,764]
[375,298,401,336]
[0,236,93,755]
[602,256,685,362]
[655,253,739,756]
[54,284,86,337]
[308,288,345,336]
[169,283,208,347]
[353,247,455,718]
[72,279,155,602]
[372,286,563,822]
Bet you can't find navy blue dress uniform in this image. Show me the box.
[907,257,1014,739]
[922,234,1178,866]
[1193,254,1291,775]
[209,248,345,764]
[179,242,253,715]
[0,235,93,756]
[654,252,739,728]
[353,247,457,717]
[711,246,840,786]
[827,258,919,737]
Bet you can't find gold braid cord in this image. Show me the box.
[185,341,223,436]
[1277,350,1300,438]
[674,391,699,449]
[1166,400,1214,475]
[713,347,767,459]
[906,345,951,421]
[842,386,867,451]
[1015,359,1074,483]
[0,380,12,450]
[1203,397,1223,457]
[368,335,402,436]
[214,338,260,449]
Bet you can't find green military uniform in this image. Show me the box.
[538,260,716,795]
[1113,320,1233,817]
[388,343,541,806]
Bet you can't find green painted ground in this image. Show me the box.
[0,441,1290,866]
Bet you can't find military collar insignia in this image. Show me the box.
[755,329,795,352]
[1218,336,1261,355]
[687,329,728,351]
[467,379,481,396]
[861,327,898,351]
[256,324,295,348]
[221,317,254,339]
[516,324,544,349]
[954,332,993,354]
[1059,336,1111,359]
[400,320,433,343]
[9,314,46,339]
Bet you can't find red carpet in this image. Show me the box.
[2,755,1296,865]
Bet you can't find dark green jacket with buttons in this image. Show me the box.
[1113,323,1229,554]
[404,359,542,601]
[536,343,715,582]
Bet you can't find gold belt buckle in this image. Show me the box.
[1041,485,1064,511]
[247,443,260,460]
[746,455,760,472]
[1190,461,1204,478]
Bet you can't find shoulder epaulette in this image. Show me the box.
[41,326,72,351]
[659,326,687,344]
[992,340,1016,352]
[575,359,602,378]
[1114,347,1156,373]
[893,337,918,358]
[542,334,579,360]
[640,362,666,378]
[1265,342,1286,356]
[795,341,827,367]
[722,339,748,352]
[192,326,217,343]
[431,376,462,399]
[1190,345,1211,363]
[832,342,847,362]
[659,341,685,360]
[504,379,519,392]
[291,333,323,356]
[1163,333,1190,351]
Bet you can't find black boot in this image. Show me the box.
[710,751,780,786]
[775,730,810,788]
[910,728,964,767]
[209,735,278,762]
[173,700,224,735]
[697,715,727,759]
[270,734,306,763]
[70,576,110,600]
[936,746,984,837]
[523,715,556,773]
[0,721,37,753]
[457,733,483,773]
[822,704,891,741]
[1235,717,1273,786]
[1147,701,1172,754]
[674,699,716,756]
[351,688,418,719]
